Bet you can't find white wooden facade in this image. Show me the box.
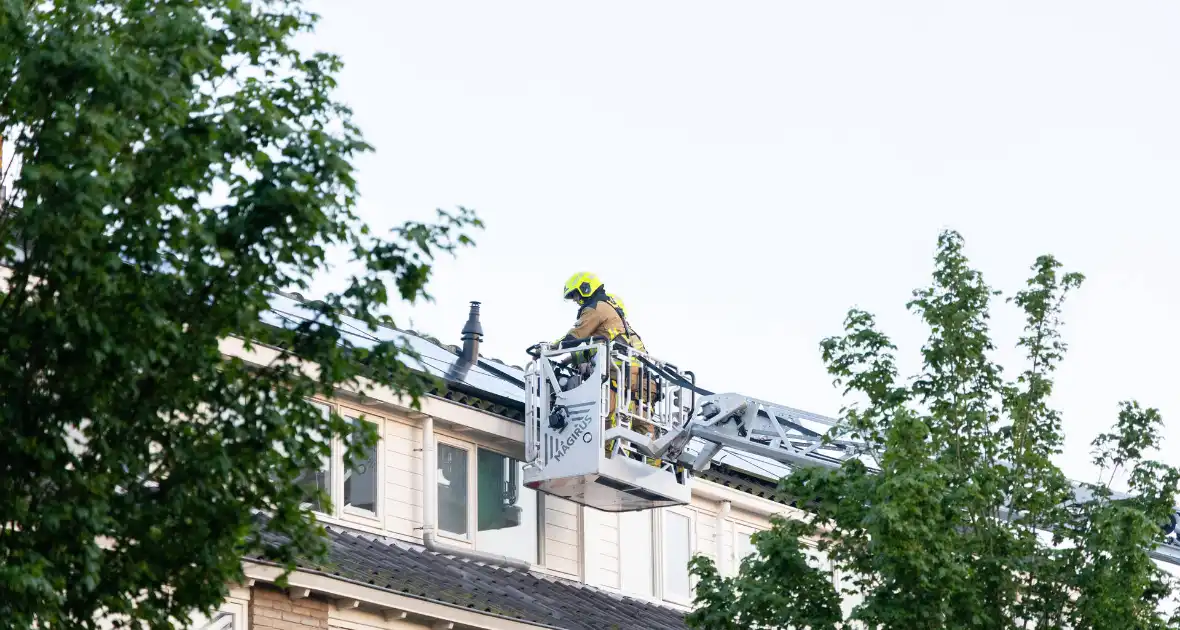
[215,336,843,615]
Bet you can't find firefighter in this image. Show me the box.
[606,293,646,354]
[555,273,658,463]
[605,291,659,408]
[555,272,627,357]
[604,291,664,466]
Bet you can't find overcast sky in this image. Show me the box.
[299,1,1178,486]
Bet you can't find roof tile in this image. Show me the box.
[248,524,689,630]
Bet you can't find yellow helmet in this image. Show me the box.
[563,272,603,301]
[607,293,626,317]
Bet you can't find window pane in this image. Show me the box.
[736,526,756,564]
[186,601,245,630]
[294,402,331,514]
[619,510,654,597]
[343,415,379,516]
[437,443,468,538]
[186,609,237,630]
[662,511,691,601]
[475,449,538,565]
[804,544,832,581]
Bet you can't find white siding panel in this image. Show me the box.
[383,419,423,539]
[661,510,694,605]
[385,482,421,512]
[599,519,620,558]
[598,566,620,590]
[545,520,579,546]
[548,495,578,516]
[386,419,416,438]
[385,515,416,537]
[695,517,717,564]
[546,507,578,532]
[618,510,654,598]
[386,432,417,456]
[734,522,757,570]
[593,512,621,589]
[719,518,734,576]
[387,440,421,473]
[543,496,580,576]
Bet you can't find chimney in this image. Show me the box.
[458,301,483,367]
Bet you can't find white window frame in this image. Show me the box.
[473,443,542,566]
[732,520,758,575]
[601,506,704,604]
[435,434,476,542]
[297,398,384,528]
[615,508,656,598]
[536,492,549,567]
[431,432,544,564]
[655,506,696,606]
[337,404,383,525]
[294,400,334,516]
[185,595,248,630]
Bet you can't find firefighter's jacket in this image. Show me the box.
[558,293,660,411]
[561,295,628,347]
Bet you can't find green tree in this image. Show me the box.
[0,1,480,628]
[686,230,1180,630]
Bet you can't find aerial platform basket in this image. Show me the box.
[522,338,695,512]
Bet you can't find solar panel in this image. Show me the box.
[260,293,526,404]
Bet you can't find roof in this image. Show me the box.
[697,461,788,502]
[249,524,689,630]
[255,292,1180,565]
[264,292,528,420]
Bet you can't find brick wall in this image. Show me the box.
[250,585,329,630]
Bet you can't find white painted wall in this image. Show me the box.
[279,391,820,611]
[216,336,803,601]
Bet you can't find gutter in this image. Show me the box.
[692,478,811,523]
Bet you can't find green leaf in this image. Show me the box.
[0,1,481,627]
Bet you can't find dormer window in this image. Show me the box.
[293,399,383,526]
